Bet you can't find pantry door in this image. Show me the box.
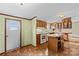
[5,19,21,51]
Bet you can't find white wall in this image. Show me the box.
[72,21,79,35]
[68,21,79,42]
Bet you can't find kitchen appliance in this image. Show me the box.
[40,33,48,44]
[36,28,48,44]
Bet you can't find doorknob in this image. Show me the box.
[6,35,8,37]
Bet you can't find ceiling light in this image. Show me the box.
[59,14,65,18]
[20,3,23,6]
[58,13,65,18]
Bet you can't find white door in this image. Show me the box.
[6,20,20,51]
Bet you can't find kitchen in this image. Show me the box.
[36,20,48,47]
[36,17,72,54]
[0,3,79,56]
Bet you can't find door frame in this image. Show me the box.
[5,18,22,52]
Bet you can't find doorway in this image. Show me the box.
[5,19,21,52]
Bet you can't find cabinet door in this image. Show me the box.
[39,21,42,27]
[36,20,47,28]
[41,21,43,27]
[48,36,58,52]
[62,17,72,29]
[44,23,45,28]
[36,21,38,27]
[38,21,40,27]
[42,22,44,27]
[36,20,39,27]
[58,23,62,29]
[44,22,46,28]
[36,34,40,47]
[68,19,72,28]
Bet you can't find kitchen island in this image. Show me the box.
[48,34,64,52]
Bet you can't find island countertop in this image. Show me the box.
[47,34,61,37]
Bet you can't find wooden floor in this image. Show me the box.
[1,41,79,56]
[0,43,48,56]
[49,41,79,56]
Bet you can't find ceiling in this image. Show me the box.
[0,3,79,22]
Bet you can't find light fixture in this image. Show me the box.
[20,3,23,6]
[58,12,65,18]
[59,14,65,18]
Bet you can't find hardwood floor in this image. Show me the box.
[0,41,79,56]
[49,41,79,56]
[0,43,48,56]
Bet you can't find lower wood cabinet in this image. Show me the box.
[62,33,69,41]
[48,36,64,52]
[36,34,40,47]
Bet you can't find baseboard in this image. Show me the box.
[69,40,79,43]
[40,41,48,45]
[21,44,32,48]
[0,44,34,55]
[0,51,5,55]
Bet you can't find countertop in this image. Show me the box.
[47,34,61,37]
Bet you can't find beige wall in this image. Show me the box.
[31,18,36,46]
[68,21,79,42]
[0,16,5,53]
[72,21,79,35]
[22,20,32,46]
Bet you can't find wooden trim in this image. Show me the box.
[21,44,33,48]
[0,13,37,20]
[0,44,33,55]
[40,41,48,45]
[5,18,6,52]
[5,18,22,52]
[19,20,22,47]
[72,21,79,23]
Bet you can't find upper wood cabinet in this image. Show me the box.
[50,22,58,29]
[50,17,72,29]
[62,17,72,29]
[50,22,62,29]
[57,22,62,29]
[36,20,47,28]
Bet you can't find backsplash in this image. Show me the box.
[36,27,48,34]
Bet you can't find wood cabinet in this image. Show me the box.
[50,22,61,29]
[48,36,58,52]
[50,22,62,29]
[48,36,64,52]
[36,20,47,28]
[62,33,69,41]
[50,22,57,29]
[57,23,62,29]
[50,17,72,29]
[62,17,72,29]
[36,34,40,47]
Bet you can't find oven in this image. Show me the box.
[40,33,48,44]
